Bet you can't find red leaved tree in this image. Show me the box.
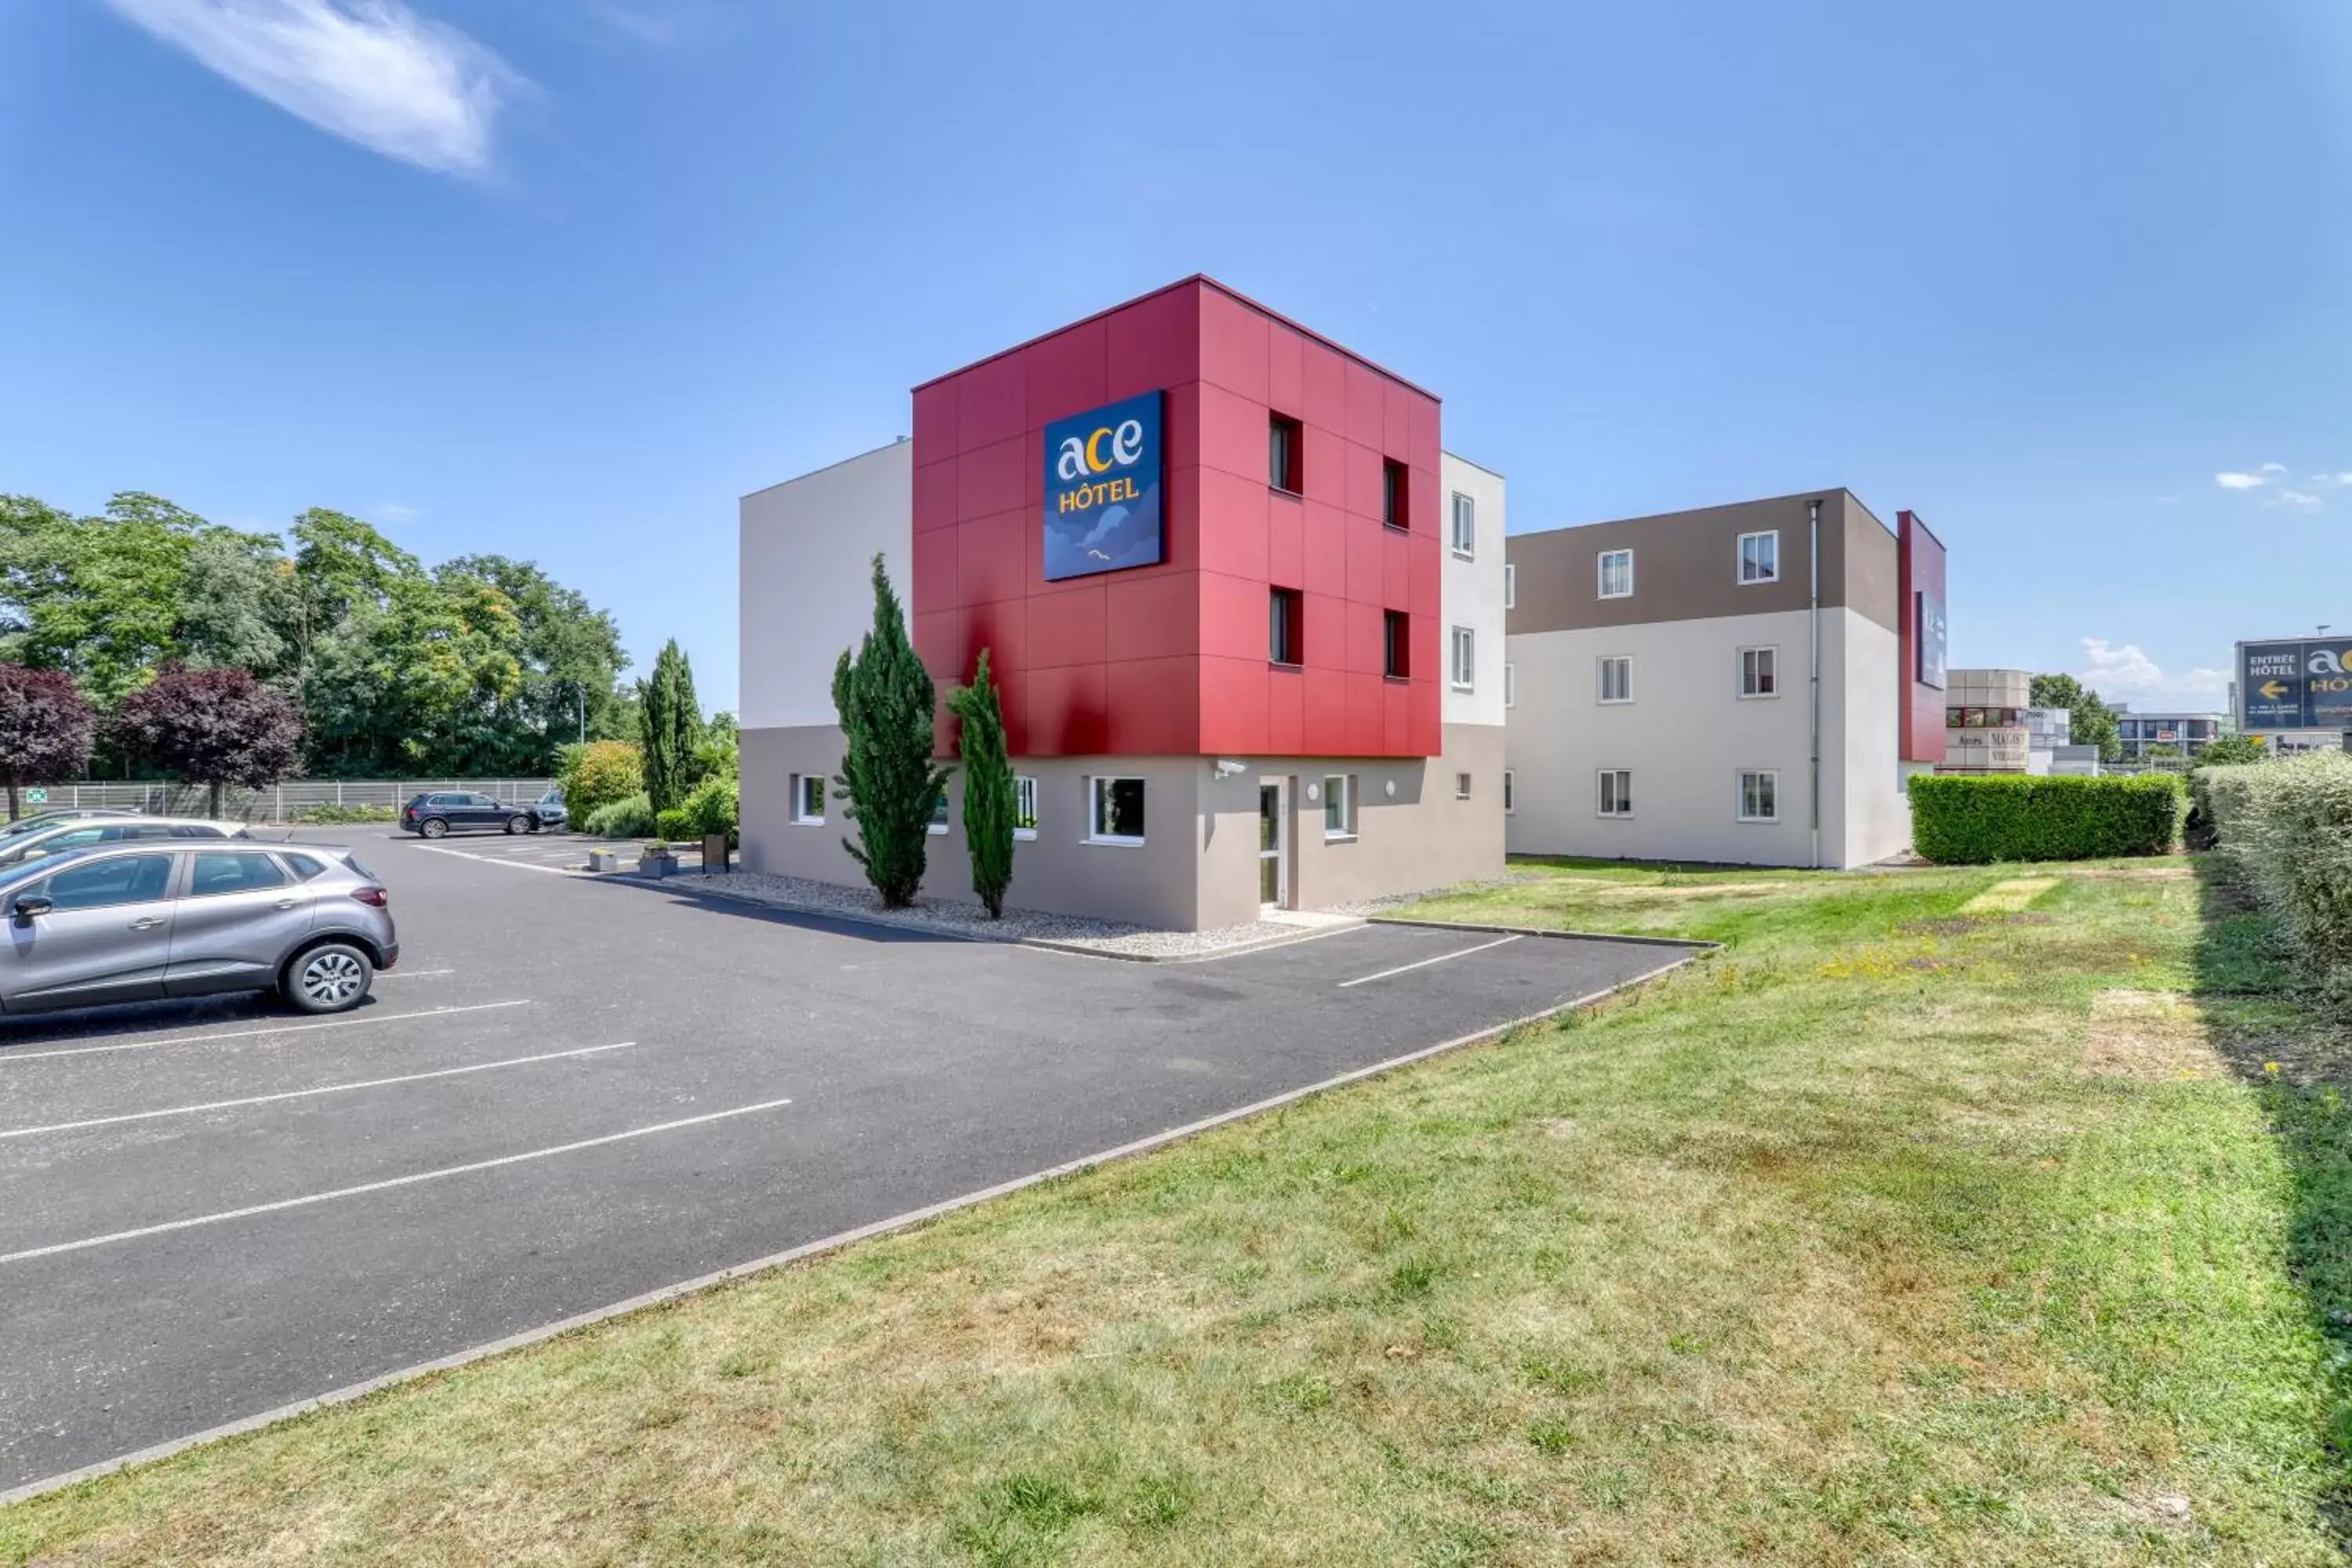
[0,664,99,821]
[113,663,305,819]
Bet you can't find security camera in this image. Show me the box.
[1213,759,1247,779]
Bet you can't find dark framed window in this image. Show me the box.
[1269,586,1304,666]
[1383,610,1410,679]
[1383,459,1409,530]
[1269,413,1303,494]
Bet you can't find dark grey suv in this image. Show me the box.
[0,842,399,1018]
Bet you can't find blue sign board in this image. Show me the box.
[2241,638,2352,730]
[1915,591,1947,691]
[1043,392,1163,581]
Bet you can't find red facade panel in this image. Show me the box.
[1896,510,1951,764]
[909,276,1439,759]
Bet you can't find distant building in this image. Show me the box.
[2111,707,2228,760]
[1943,670,2031,773]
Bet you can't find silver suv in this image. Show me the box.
[0,842,398,1019]
[0,816,249,873]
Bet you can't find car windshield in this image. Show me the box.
[2,814,73,839]
[540,790,563,805]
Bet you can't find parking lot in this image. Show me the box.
[0,829,1698,1493]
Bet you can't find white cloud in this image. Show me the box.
[2216,471,2268,489]
[2261,461,2290,473]
[2077,637,2230,706]
[102,0,523,176]
[2271,489,2324,511]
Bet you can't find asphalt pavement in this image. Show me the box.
[0,829,1697,1492]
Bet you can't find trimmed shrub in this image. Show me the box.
[2200,754,2352,989]
[582,792,655,838]
[292,802,397,825]
[559,740,644,823]
[681,775,738,840]
[1908,772,2183,864]
[655,806,695,841]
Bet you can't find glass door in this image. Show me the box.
[1258,782,1284,908]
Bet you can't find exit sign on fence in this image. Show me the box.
[24,788,46,804]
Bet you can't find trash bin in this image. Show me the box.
[702,833,731,873]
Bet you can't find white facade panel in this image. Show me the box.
[1439,453,1508,730]
[739,441,913,732]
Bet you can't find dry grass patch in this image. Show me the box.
[2086,990,2222,1081]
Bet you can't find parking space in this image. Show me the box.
[0,830,1697,1492]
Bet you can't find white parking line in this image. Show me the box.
[408,843,583,877]
[0,1000,532,1065]
[1336,933,1523,988]
[0,1042,640,1139]
[0,1097,796,1264]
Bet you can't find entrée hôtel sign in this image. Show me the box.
[1042,391,1163,581]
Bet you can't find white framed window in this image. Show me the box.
[1450,492,1475,558]
[1502,770,1515,815]
[1504,662,1516,708]
[1504,562,1515,609]
[1738,646,1778,699]
[927,789,950,835]
[1737,530,1780,585]
[791,773,825,825]
[1450,626,1475,691]
[1598,548,1634,599]
[1014,775,1038,840]
[1455,771,1472,800]
[1737,769,1780,822]
[1323,774,1355,839]
[1088,776,1146,844]
[1598,655,1632,704]
[1597,769,1632,818]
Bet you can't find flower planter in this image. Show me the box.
[637,849,678,879]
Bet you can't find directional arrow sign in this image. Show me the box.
[2261,679,2291,701]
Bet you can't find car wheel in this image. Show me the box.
[284,942,373,1014]
[419,818,448,839]
[505,815,531,835]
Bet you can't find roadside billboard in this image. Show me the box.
[2238,637,2352,731]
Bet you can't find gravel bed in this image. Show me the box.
[677,871,1311,959]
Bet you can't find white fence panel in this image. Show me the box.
[20,780,556,824]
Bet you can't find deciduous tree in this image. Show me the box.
[948,649,1015,919]
[832,556,949,908]
[113,663,305,818]
[2029,673,2122,763]
[0,664,97,820]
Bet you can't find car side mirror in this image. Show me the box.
[11,895,52,923]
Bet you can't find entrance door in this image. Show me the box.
[1258,780,1286,909]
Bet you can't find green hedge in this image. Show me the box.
[2199,755,2352,990]
[1907,772,2183,864]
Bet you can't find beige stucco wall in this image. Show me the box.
[741,724,1504,930]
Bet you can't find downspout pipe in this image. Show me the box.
[1809,498,1822,870]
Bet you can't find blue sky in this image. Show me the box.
[3,0,2347,718]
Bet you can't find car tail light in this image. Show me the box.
[350,886,388,907]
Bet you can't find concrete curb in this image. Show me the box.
[0,948,1698,1508]
[1367,915,1719,953]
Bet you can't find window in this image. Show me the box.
[1504,662,1516,709]
[1597,770,1632,818]
[1598,548,1634,599]
[34,853,172,912]
[165,824,229,839]
[1384,611,1410,679]
[1737,530,1780,584]
[1450,626,1475,691]
[190,851,288,897]
[1739,646,1778,699]
[1269,586,1304,666]
[1450,492,1475,557]
[1383,460,1408,530]
[1014,776,1039,839]
[1598,655,1632,704]
[1323,774,1355,838]
[1269,412,1302,494]
[1089,777,1146,844]
[281,852,328,881]
[1455,772,1472,800]
[928,789,950,834]
[1738,770,1780,822]
[791,773,825,824]
[1502,770,1515,815]
[1504,562,1515,610]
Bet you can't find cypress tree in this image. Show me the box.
[832,555,949,907]
[638,639,703,814]
[947,648,1015,919]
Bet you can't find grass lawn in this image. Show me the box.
[6,855,2350,1565]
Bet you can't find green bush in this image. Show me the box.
[292,802,397,824]
[558,740,644,824]
[655,806,695,840]
[1907,772,2183,864]
[581,792,655,838]
[681,775,738,840]
[2200,754,2352,991]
